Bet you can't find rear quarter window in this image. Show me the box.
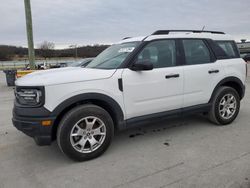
[215,41,240,59]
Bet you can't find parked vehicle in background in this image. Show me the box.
[13,30,247,161]
[243,54,250,62]
[49,62,70,68]
[59,62,68,67]
[25,62,47,70]
[69,58,94,67]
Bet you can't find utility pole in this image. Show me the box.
[24,0,36,69]
[70,44,78,59]
[75,46,78,59]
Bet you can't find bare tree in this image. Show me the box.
[0,46,14,60]
[38,41,55,59]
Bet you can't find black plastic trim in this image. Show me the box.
[165,74,180,79]
[125,103,211,129]
[204,39,217,62]
[181,104,211,114]
[118,78,123,92]
[176,39,185,66]
[13,101,51,117]
[12,113,55,145]
[208,70,219,74]
[126,109,181,127]
[209,77,245,101]
[231,41,241,58]
[51,93,125,129]
[152,30,225,35]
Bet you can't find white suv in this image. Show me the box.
[13,30,247,161]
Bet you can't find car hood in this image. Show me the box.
[15,67,116,86]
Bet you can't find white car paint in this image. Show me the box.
[16,67,116,86]
[182,61,226,107]
[43,69,125,117]
[15,32,246,121]
[122,67,183,118]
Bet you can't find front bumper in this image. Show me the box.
[12,107,56,146]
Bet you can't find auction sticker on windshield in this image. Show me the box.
[118,47,135,53]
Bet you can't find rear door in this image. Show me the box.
[181,39,225,107]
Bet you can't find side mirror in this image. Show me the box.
[130,60,153,71]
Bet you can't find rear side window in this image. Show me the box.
[182,40,211,65]
[215,41,239,58]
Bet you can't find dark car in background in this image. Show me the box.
[243,54,250,62]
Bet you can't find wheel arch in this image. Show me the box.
[209,76,245,103]
[51,93,125,140]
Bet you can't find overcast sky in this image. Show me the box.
[1,0,250,49]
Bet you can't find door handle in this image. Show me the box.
[208,69,219,74]
[165,74,180,79]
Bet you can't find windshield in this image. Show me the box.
[86,42,139,69]
[70,58,93,67]
[70,61,83,67]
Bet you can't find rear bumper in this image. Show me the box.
[12,110,56,146]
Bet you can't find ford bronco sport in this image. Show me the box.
[13,30,247,161]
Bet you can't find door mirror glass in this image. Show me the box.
[130,60,153,71]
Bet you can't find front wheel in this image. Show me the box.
[57,104,114,161]
[208,86,240,125]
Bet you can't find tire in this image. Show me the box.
[57,104,114,161]
[208,86,240,125]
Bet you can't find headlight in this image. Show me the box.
[15,87,44,107]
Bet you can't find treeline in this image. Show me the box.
[0,46,27,60]
[55,45,109,58]
[0,44,110,61]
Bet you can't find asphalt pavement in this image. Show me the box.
[0,68,250,188]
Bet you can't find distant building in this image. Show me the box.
[236,39,250,55]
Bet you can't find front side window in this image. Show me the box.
[86,42,139,69]
[183,40,211,65]
[136,40,176,68]
[215,41,238,58]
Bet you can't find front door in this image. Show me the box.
[121,39,184,119]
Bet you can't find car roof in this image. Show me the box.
[118,30,234,44]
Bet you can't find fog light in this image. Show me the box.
[41,120,52,126]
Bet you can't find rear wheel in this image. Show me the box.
[57,104,114,161]
[208,86,240,125]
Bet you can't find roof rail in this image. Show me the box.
[152,30,225,35]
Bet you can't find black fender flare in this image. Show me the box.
[51,93,125,129]
[209,76,245,102]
